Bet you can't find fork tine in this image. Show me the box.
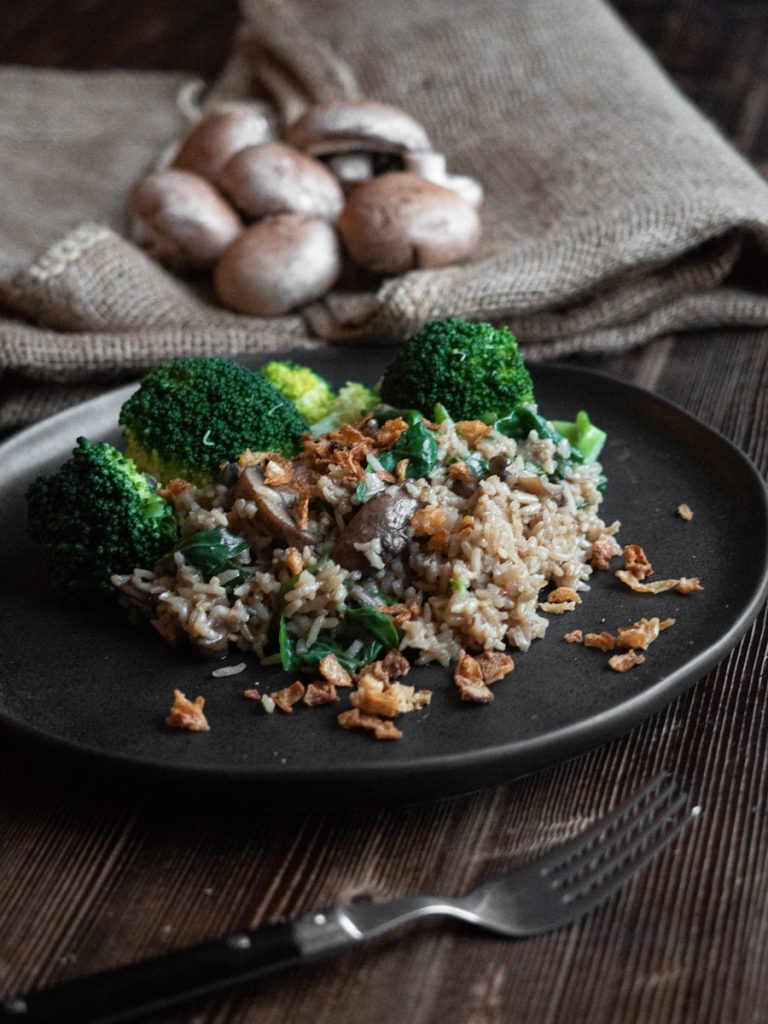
[556,800,698,919]
[536,772,679,876]
[544,778,684,883]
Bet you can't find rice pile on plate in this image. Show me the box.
[113,412,613,669]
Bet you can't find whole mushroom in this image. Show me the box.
[213,213,341,316]
[218,142,344,222]
[284,99,432,161]
[129,169,243,270]
[337,171,481,274]
[284,99,482,204]
[172,105,271,182]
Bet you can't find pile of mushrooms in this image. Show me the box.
[129,99,483,316]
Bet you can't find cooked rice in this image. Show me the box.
[113,417,611,668]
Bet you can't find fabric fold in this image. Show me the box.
[4,0,768,429]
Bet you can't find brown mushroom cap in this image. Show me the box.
[218,142,344,221]
[129,169,243,270]
[172,108,270,181]
[284,100,431,157]
[337,172,481,274]
[214,214,341,316]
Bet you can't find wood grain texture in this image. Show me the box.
[2,3,768,1023]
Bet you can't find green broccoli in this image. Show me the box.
[26,438,178,600]
[119,357,309,485]
[379,318,534,422]
[260,360,335,424]
[309,381,379,437]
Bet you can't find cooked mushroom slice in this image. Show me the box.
[488,455,510,478]
[516,475,564,500]
[337,172,481,274]
[218,142,344,221]
[284,99,431,159]
[190,633,230,660]
[172,106,270,181]
[333,485,420,571]
[112,574,157,617]
[129,169,243,270]
[235,466,316,547]
[214,214,341,315]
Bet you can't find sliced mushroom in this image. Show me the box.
[235,466,316,547]
[218,142,344,221]
[516,475,564,500]
[214,214,341,315]
[189,633,230,661]
[488,455,510,478]
[172,107,271,182]
[284,99,431,159]
[129,169,243,270]
[337,172,481,274]
[333,485,420,571]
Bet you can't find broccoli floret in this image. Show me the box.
[309,381,379,436]
[260,360,335,424]
[379,317,534,422]
[26,438,178,600]
[119,357,309,485]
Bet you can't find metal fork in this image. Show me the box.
[0,773,697,1024]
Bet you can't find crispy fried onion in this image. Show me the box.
[615,571,703,594]
[337,708,402,741]
[303,682,339,706]
[608,650,646,673]
[565,617,676,666]
[455,420,493,446]
[539,586,581,613]
[350,664,431,718]
[165,689,209,732]
[318,653,353,688]
[270,681,306,714]
[622,544,653,580]
[303,424,375,483]
[590,533,622,570]
[454,650,515,703]
[377,417,409,448]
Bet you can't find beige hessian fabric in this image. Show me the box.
[3,0,768,430]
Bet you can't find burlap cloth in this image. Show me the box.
[3,0,768,431]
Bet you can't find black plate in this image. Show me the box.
[2,353,767,807]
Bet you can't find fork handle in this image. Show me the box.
[0,898,460,1024]
[0,913,358,1024]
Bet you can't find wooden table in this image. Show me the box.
[2,2,768,1021]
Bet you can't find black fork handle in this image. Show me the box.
[0,921,302,1024]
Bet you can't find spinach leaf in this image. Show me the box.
[448,453,489,477]
[157,527,251,582]
[493,406,586,479]
[378,412,438,479]
[278,614,296,672]
[345,607,401,650]
[266,606,402,674]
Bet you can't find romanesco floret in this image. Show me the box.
[119,357,309,485]
[309,381,379,436]
[25,438,178,600]
[260,360,335,424]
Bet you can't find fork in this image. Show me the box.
[0,773,697,1024]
